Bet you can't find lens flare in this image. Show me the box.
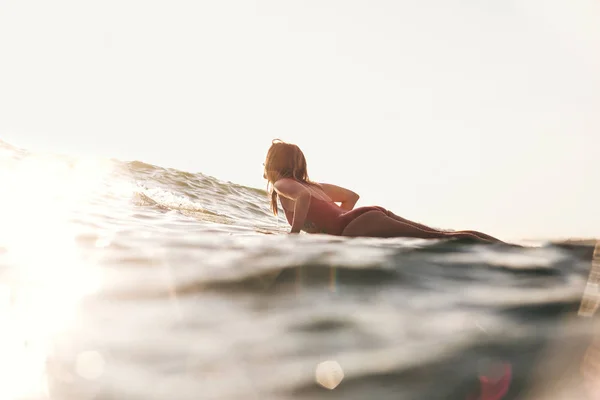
[0,153,111,399]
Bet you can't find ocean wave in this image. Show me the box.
[1,139,598,400]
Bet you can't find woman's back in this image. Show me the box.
[278,180,347,234]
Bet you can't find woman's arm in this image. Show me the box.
[273,179,312,234]
[319,183,359,211]
[290,193,311,233]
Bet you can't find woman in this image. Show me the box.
[263,139,503,243]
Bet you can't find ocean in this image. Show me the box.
[0,139,597,400]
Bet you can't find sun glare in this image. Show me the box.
[0,153,111,399]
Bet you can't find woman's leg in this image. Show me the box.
[454,230,504,243]
[385,210,445,233]
[385,210,503,243]
[341,210,488,241]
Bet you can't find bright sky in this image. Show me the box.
[1,0,599,241]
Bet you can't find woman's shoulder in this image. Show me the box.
[273,178,313,198]
[274,178,331,201]
[273,177,298,189]
[274,177,321,187]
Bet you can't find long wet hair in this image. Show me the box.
[264,139,316,216]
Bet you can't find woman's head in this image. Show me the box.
[263,139,309,184]
[264,139,312,215]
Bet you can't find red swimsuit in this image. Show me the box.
[283,196,387,236]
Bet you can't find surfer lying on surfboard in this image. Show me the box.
[263,139,504,243]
